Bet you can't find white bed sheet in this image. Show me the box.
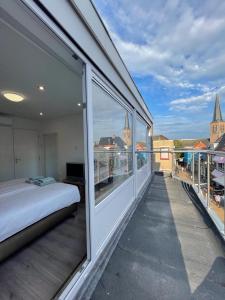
[0,178,26,187]
[0,182,80,242]
[0,180,38,198]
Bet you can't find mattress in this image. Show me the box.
[0,182,80,242]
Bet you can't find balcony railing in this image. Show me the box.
[137,149,225,239]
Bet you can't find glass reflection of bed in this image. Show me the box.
[0,179,80,262]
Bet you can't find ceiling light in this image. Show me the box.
[40,112,44,116]
[2,92,24,102]
[38,85,45,91]
[77,103,81,106]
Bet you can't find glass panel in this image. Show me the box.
[136,118,147,169]
[147,126,152,172]
[193,153,199,186]
[199,153,208,204]
[92,82,133,204]
[209,154,224,226]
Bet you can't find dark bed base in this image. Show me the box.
[0,203,77,263]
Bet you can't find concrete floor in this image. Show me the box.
[91,173,225,300]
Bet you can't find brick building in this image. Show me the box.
[210,94,225,144]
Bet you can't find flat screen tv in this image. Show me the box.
[66,163,84,179]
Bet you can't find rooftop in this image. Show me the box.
[91,174,225,299]
[153,135,169,141]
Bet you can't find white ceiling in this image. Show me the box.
[0,19,83,120]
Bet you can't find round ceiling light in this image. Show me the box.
[2,92,24,102]
[38,85,45,91]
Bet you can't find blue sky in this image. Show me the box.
[92,0,225,139]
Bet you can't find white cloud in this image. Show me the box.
[94,0,225,93]
[170,85,225,111]
[93,0,225,138]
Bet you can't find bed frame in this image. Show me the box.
[0,203,77,263]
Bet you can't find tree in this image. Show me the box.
[174,140,184,159]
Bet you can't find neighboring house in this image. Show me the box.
[211,133,225,186]
[153,135,168,141]
[193,140,208,150]
[174,139,208,170]
[177,138,209,150]
[209,95,225,186]
[98,136,125,149]
[153,136,174,172]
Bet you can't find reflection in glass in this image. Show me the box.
[136,118,148,169]
[92,82,133,204]
[199,153,208,203]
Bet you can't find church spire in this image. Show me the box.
[213,94,223,122]
[124,111,130,129]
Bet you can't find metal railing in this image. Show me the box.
[136,148,225,239]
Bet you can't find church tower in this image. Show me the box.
[210,94,225,144]
[123,112,132,147]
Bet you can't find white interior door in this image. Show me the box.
[44,133,58,179]
[0,126,14,181]
[14,129,39,179]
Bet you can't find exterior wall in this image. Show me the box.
[210,121,225,143]
[153,140,174,172]
[34,0,152,124]
[1,2,153,300]
[136,162,150,193]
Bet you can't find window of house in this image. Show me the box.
[218,163,224,172]
[92,82,133,204]
[160,148,169,160]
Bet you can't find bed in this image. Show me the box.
[0,180,80,262]
[0,178,38,197]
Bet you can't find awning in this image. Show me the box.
[212,176,225,187]
[211,169,224,178]
[213,156,225,163]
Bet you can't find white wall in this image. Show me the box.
[12,117,40,131]
[0,114,84,181]
[40,113,84,180]
[93,176,135,256]
[0,116,41,181]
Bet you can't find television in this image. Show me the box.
[66,163,84,179]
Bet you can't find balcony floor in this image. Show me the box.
[91,173,225,300]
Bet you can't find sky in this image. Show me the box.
[92,0,225,139]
